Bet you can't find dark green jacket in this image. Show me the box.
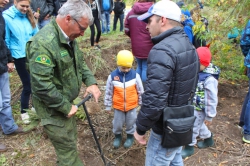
[26,18,97,126]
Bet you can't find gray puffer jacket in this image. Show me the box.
[136,26,199,135]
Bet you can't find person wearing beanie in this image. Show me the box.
[104,50,144,149]
[182,47,221,159]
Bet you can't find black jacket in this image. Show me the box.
[0,9,13,75]
[53,0,67,15]
[136,26,199,135]
[113,1,125,16]
[31,0,54,22]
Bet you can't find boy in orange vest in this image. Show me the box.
[104,50,144,148]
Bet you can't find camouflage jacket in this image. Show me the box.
[241,20,250,67]
[26,18,97,126]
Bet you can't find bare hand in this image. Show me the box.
[134,130,147,145]
[34,12,40,19]
[44,14,50,20]
[84,84,101,102]
[67,105,78,118]
[204,120,212,126]
[7,63,14,73]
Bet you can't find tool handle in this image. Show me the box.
[76,94,92,107]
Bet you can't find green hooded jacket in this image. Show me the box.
[26,18,97,126]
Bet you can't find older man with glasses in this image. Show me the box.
[26,0,101,165]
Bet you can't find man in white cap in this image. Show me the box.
[134,0,199,165]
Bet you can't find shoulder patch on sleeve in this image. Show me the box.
[35,55,51,65]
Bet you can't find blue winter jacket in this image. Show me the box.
[241,20,250,67]
[3,6,39,59]
[182,10,194,43]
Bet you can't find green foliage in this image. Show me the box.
[0,154,6,165]
[73,97,86,121]
[188,0,250,81]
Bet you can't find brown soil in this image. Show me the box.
[2,34,250,166]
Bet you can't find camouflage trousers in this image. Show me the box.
[43,116,84,166]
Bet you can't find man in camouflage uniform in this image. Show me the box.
[239,20,250,144]
[26,0,101,165]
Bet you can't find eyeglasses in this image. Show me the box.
[73,19,87,32]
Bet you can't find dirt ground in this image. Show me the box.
[2,34,250,166]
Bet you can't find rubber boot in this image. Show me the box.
[181,145,194,159]
[113,134,122,149]
[123,134,134,148]
[197,133,214,149]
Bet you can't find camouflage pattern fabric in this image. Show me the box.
[240,20,250,67]
[26,18,97,166]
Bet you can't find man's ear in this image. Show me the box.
[65,15,72,25]
[161,17,167,26]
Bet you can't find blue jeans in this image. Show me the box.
[14,58,31,113]
[101,11,110,33]
[136,58,147,82]
[38,18,50,29]
[240,67,250,134]
[145,131,184,166]
[0,72,18,134]
[113,14,124,32]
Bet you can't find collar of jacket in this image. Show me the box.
[151,26,183,45]
[3,6,26,18]
[51,18,75,47]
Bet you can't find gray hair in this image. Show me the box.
[58,0,93,25]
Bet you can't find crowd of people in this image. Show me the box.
[0,0,249,165]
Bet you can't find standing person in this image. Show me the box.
[100,0,113,34]
[104,50,144,149]
[239,20,250,143]
[181,9,194,44]
[89,0,102,49]
[113,0,125,32]
[0,0,28,141]
[26,0,101,165]
[31,0,54,29]
[181,47,220,158]
[124,0,154,83]
[3,0,39,124]
[134,0,199,165]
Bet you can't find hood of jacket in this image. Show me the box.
[132,2,153,15]
[3,6,26,19]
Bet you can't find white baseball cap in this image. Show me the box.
[138,0,182,23]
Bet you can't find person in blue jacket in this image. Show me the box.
[181,9,194,44]
[99,0,113,34]
[239,20,250,144]
[3,0,39,124]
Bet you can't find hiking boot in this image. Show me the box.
[243,134,250,144]
[197,133,214,148]
[113,134,122,149]
[21,112,30,124]
[7,127,30,136]
[124,134,134,148]
[0,143,7,152]
[181,145,194,159]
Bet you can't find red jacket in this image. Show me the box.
[124,2,153,59]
